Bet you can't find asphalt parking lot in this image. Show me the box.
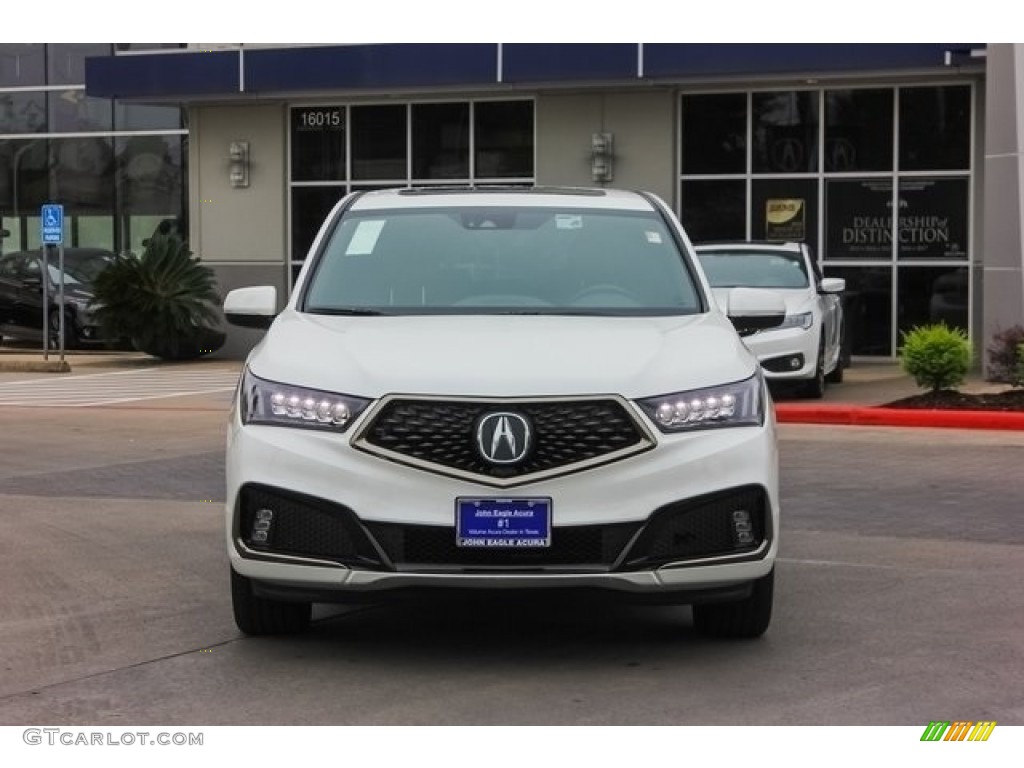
[0,364,1022,725]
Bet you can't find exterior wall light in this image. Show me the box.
[591,132,614,183]
[229,140,250,188]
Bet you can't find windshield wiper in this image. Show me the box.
[307,307,390,316]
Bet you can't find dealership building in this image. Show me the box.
[3,43,1023,362]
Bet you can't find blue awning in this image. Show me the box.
[85,43,984,101]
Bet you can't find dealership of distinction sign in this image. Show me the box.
[825,178,968,260]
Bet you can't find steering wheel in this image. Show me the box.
[570,284,640,306]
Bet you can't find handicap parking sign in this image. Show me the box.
[41,204,64,245]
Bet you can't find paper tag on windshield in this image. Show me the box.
[346,220,386,255]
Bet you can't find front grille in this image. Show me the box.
[238,485,384,568]
[356,397,651,483]
[620,486,768,568]
[365,521,640,570]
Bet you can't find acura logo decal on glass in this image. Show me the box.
[476,412,532,464]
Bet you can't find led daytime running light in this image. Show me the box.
[242,370,367,431]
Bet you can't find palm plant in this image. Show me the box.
[91,232,225,360]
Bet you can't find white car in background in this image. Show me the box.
[223,187,787,639]
[695,242,845,398]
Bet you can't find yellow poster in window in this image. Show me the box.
[766,199,805,241]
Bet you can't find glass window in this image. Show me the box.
[291,186,346,261]
[899,86,971,171]
[824,265,893,356]
[75,216,116,251]
[824,89,893,172]
[475,100,534,179]
[48,90,113,133]
[824,179,893,260]
[50,137,115,213]
[304,208,699,314]
[115,102,182,131]
[679,180,746,243]
[0,44,45,87]
[291,106,345,181]
[1,138,50,219]
[752,91,818,174]
[751,179,819,256]
[47,44,111,85]
[0,91,48,133]
[896,177,969,260]
[898,266,968,336]
[412,102,470,179]
[115,44,186,52]
[115,135,185,254]
[681,94,746,175]
[351,105,407,181]
[684,94,749,175]
[0,254,17,277]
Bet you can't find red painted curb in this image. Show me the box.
[774,404,1024,431]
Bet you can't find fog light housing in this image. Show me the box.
[732,509,754,546]
[761,354,805,374]
[251,508,274,545]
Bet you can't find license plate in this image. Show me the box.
[456,498,551,548]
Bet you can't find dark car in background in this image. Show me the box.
[0,248,114,347]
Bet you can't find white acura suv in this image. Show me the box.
[224,187,785,638]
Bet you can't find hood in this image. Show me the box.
[247,311,758,399]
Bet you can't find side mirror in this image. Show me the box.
[819,277,846,294]
[723,287,787,335]
[224,286,278,329]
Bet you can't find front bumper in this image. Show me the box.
[226,401,779,598]
[744,325,820,381]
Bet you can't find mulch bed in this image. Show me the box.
[883,388,1024,411]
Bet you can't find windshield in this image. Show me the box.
[697,249,809,289]
[302,207,701,316]
[42,252,113,286]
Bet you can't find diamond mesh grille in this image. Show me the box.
[358,398,649,481]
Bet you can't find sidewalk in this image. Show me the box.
[772,358,1024,430]
[0,346,237,373]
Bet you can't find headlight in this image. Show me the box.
[636,374,763,432]
[239,369,370,432]
[774,311,813,331]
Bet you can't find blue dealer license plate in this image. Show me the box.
[456,498,551,548]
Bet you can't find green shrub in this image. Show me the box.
[91,233,225,360]
[986,325,1024,385]
[1016,342,1024,388]
[899,323,971,392]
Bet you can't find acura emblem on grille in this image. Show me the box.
[476,412,532,464]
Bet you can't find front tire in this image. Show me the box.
[231,568,312,635]
[825,356,844,384]
[692,569,774,639]
[826,325,845,384]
